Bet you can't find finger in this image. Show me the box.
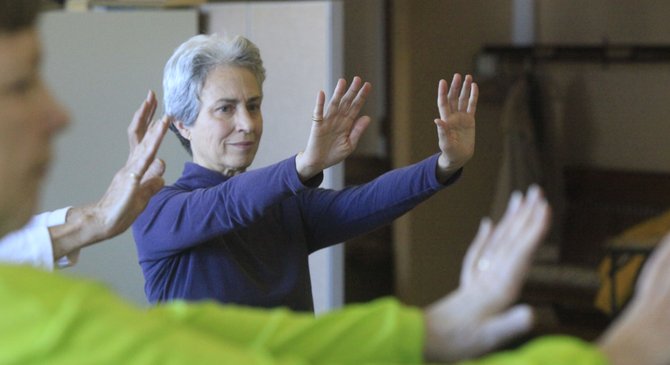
[499,185,546,258]
[128,90,157,150]
[478,305,534,351]
[437,79,449,121]
[504,186,545,242]
[501,195,550,281]
[447,73,462,114]
[458,75,472,111]
[141,158,166,184]
[467,82,479,115]
[140,116,170,161]
[487,196,548,292]
[327,78,348,113]
[146,90,158,126]
[433,119,449,144]
[495,187,549,269]
[128,101,149,150]
[139,176,166,200]
[128,116,170,177]
[463,218,494,269]
[508,186,549,248]
[338,76,363,111]
[486,190,526,260]
[347,115,372,148]
[461,217,493,285]
[346,82,372,120]
[636,232,670,294]
[495,190,524,231]
[312,90,325,123]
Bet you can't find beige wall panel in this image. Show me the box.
[537,1,670,172]
[391,0,512,305]
[545,65,670,172]
[539,0,670,44]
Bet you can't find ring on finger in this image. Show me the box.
[477,258,490,271]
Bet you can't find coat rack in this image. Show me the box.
[480,44,670,64]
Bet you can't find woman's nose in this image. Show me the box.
[236,108,255,133]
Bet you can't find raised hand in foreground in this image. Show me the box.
[599,230,670,365]
[50,91,170,260]
[424,185,551,362]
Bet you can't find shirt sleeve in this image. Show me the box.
[0,207,72,271]
[0,264,423,365]
[134,156,322,260]
[0,264,609,365]
[300,154,462,251]
[152,297,425,365]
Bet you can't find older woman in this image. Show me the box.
[132,34,478,311]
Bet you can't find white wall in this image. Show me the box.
[40,10,199,304]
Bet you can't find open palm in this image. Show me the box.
[435,74,478,173]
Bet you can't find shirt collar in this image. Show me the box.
[175,162,230,189]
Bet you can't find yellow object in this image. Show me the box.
[595,209,670,314]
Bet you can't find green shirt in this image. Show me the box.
[0,265,608,364]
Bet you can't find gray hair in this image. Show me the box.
[163,34,266,155]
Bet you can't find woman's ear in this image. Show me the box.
[173,120,191,140]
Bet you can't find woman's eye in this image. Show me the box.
[218,105,234,113]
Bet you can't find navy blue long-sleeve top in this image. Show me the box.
[132,154,460,311]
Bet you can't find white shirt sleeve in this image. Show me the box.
[0,207,79,271]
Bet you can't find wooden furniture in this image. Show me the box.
[522,166,670,339]
[605,240,656,314]
[600,207,670,314]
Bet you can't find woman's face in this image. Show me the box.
[180,65,263,176]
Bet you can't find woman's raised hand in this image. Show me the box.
[295,77,372,181]
[434,74,478,181]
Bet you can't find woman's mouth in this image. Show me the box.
[228,141,255,149]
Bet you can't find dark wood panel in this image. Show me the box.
[562,166,670,266]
